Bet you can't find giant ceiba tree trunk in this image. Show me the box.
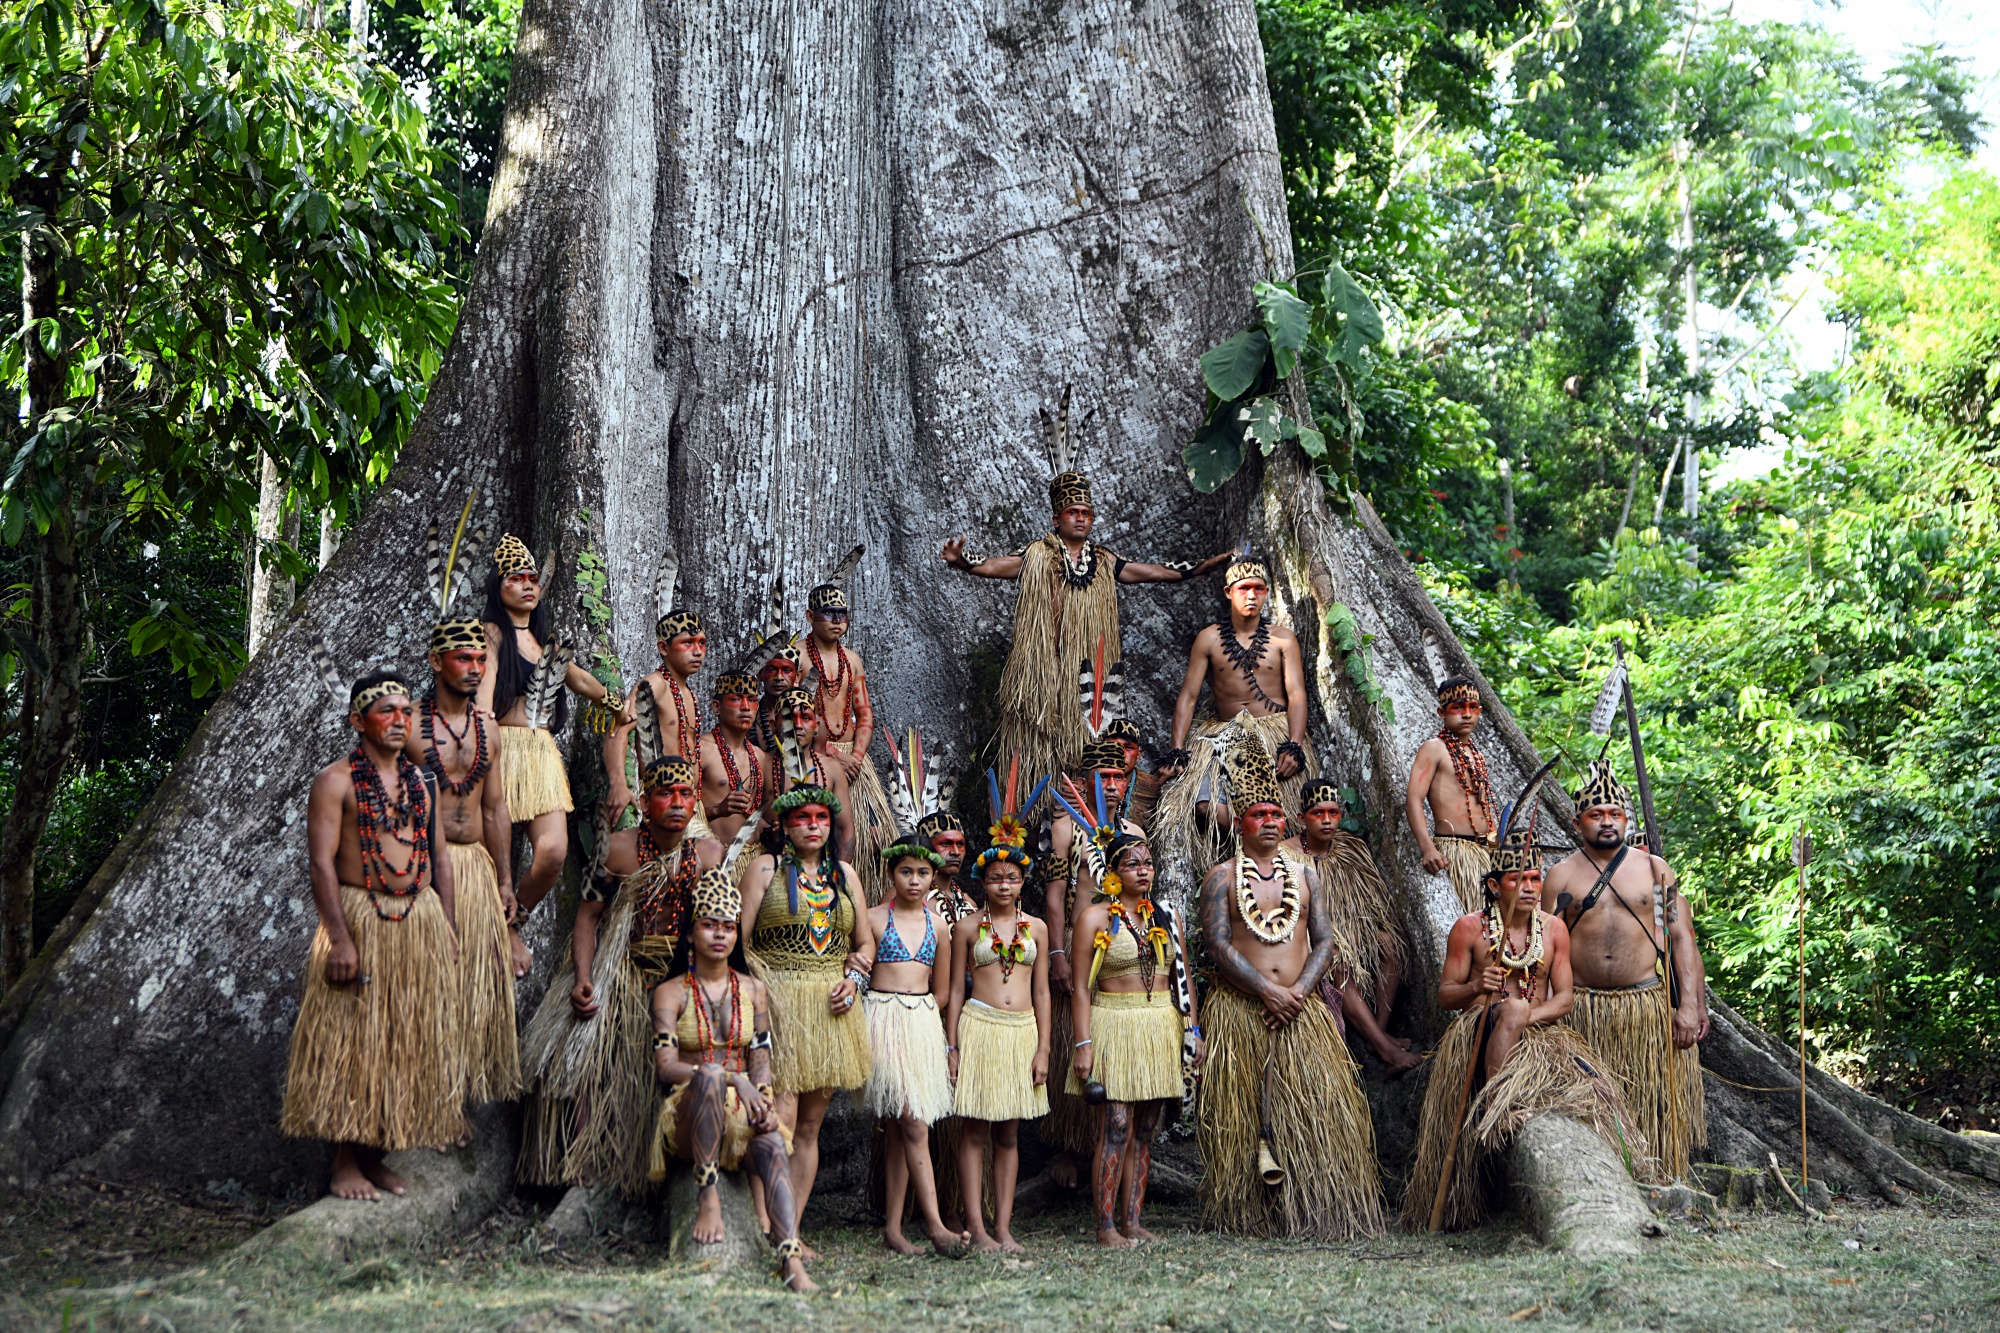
[0,0,1989,1211]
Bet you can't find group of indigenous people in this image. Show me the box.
[277,416,1711,1292]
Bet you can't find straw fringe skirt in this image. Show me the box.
[498,725,573,821]
[1569,983,1704,1180]
[954,1002,1048,1122]
[1152,711,1316,918]
[518,894,657,1195]
[1309,833,1405,1004]
[863,992,954,1123]
[763,967,871,1094]
[1401,1009,1642,1231]
[448,841,521,1104]
[1436,837,1492,915]
[1067,991,1183,1103]
[1197,987,1384,1238]
[281,885,463,1150]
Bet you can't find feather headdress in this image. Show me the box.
[807,544,865,614]
[1488,755,1561,881]
[1041,385,1098,512]
[972,755,1048,877]
[653,547,702,641]
[426,492,487,652]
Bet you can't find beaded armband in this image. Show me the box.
[845,968,871,993]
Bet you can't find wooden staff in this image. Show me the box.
[1616,638,1684,1170]
[1427,995,1497,1232]
[1794,830,1813,1202]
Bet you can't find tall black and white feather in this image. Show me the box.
[1587,661,1628,737]
[653,548,680,627]
[309,635,347,708]
[1493,755,1562,852]
[523,642,574,731]
[775,710,817,788]
[631,677,665,767]
[1037,384,1096,478]
[1077,656,1125,738]
[720,812,765,877]
[537,544,557,590]
[820,544,864,595]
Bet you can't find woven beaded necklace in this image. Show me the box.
[806,638,852,742]
[712,725,763,801]
[1483,904,1546,1001]
[663,672,703,764]
[421,692,489,797]
[1439,730,1495,838]
[349,747,432,919]
[686,970,744,1067]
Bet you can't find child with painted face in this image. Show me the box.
[944,826,1051,1254]
[863,843,969,1256]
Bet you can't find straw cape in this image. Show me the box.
[1152,711,1317,919]
[1569,981,1704,1179]
[1197,987,1384,1238]
[1400,1010,1644,1231]
[1297,827,1406,1005]
[280,883,463,1151]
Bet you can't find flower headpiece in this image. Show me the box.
[973,754,1048,877]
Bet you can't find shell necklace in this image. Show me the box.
[1235,852,1302,945]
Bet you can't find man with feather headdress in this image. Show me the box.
[938,387,1231,801]
[1401,767,1642,1231]
[404,501,521,1114]
[1543,758,1708,1179]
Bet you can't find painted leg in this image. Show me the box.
[1093,1103,1136,1248]
[676,1065,729,1244]
[1119,1102,1162,1241]
[748,1132,817,1293]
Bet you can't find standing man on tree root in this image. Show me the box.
[1196,740,1382,1239]
[939,388,1229,801]
[1154,556,1312,917]
[281,670,459,1201]
[1283,779,1420,1075]
[1544,759,1708,1179]
[1401,782,1640,1231]
[1406,676,1498,914]
[800,554,895,901]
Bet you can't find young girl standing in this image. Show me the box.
[863,843,965,1254]
[944,766,1052,1253]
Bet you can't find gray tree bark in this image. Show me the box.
[0,0,1989,1225]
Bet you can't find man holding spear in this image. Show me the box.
[1543,643,1709,1179]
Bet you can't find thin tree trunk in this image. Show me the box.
[0,526,87,990]
[246,453,297,656]
[1615,445,1643,537]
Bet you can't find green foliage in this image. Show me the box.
[376,0,522,247]
[1321,602,1392,723]
[0,0,461,694]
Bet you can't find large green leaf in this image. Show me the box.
[1322,264,1384,367]
[1182,418,1245,494]
[1236,396,1288,456]
[1254,281,1312,379]
[1200,328,1270,401]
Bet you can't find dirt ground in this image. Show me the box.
[2,1174,1996,1333]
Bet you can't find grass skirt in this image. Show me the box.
[518,893,656,1195]
[1569,982,1703,1180]
[1043,988,1095,1152]
[448,841,521,1104]
[1152,711,1316,919]
[832,739,895,904]
[498,725,573,821]
[1197,987,1384,1238]
[1401,1009,1642,1231]
[650,1080,794,1179]
[1307,832,1405,1005]
[1437,837,1491,915]
[863,992,954,1122]
[764,966,871,1094]
[281,884,462,1150]
[1067,991,1183,1103]
[954,1001,1048,1122]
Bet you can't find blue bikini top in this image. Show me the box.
[878,907,937,966]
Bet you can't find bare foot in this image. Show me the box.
[509,927,532,979]
[328,1146,378,1201]
[781,1258,819,1293]
[973,1234,1004,1254]
[1048,1152,1078,1189]
[1120,1223,1161,1242]
[358,1153,408,1197]
[882,1229,919,1255]
[690,1185,728,1245]
[997,1231,1026,1254]
[798,1240,821,1262]
[928,1227,972,1257]
[1376,1043,1425,1075]
[1095,1227,1135,1248]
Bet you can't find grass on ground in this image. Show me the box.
[2,1180,1996,1332]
